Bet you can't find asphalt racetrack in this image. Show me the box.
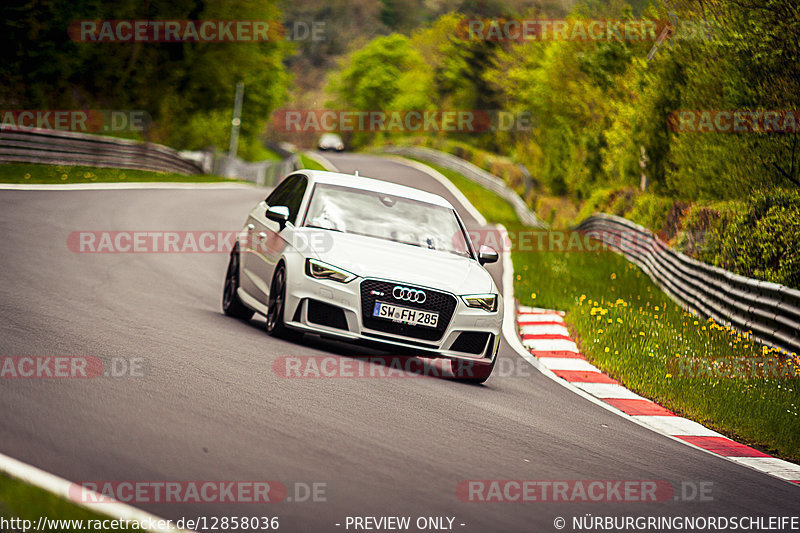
[0,152,797,531]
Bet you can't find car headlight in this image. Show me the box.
[305,258,356,283]
[461,293,498,312]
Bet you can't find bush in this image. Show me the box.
[574,187,800,289]
[574,187,643,223]
[535,195,579,229]
[670,191,800,289]
[672,202,737,259]
[715,190,800,288]
[627,194,676,234]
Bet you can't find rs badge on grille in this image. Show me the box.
[370,290,385,296]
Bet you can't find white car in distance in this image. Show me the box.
[317,133,344,152]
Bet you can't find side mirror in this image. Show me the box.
[266,205,290,229]
[478,245,498,265]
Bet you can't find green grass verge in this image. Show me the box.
[403,157,520,227]
[298,153,329,171]
[241,142,281,162]
[407,157,800,463]
[513,249,799,462]
[0,472,141,531]
[0,163,242,184]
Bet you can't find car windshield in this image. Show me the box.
[304,183,472,258]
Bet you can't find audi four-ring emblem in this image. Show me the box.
[392,286,426,303]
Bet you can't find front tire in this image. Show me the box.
[222,244,253,320]
[266,264,303,341]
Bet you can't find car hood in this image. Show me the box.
[300,229,495,295]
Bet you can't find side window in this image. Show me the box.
[265,175,299,207]
[284,176,308,223]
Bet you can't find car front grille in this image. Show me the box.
[360,279,457,342]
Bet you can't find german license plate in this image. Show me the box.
[372,302,438,328]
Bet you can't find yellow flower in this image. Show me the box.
[530,292,537,299]
[610,273,617,280]
[666,373,672,378]
[604,347,609,353]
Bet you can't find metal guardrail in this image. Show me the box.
[262,154,300,187]
[0,127,301,185]
[576,213,800,356]
[178,149,299,185]
[380,145,545,228]
[0,127,203,175]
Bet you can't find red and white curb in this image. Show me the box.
[516,305,800,486]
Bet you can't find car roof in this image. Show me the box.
[301,170,456,210]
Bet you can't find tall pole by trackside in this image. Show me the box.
[228,81,244,157]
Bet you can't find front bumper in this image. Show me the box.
[283,273,502,364]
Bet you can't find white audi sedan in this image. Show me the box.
[223,170,502,382]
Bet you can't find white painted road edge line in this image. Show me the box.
[0,182,258,191]
[0,452,189,531]
[496,224,800,486]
